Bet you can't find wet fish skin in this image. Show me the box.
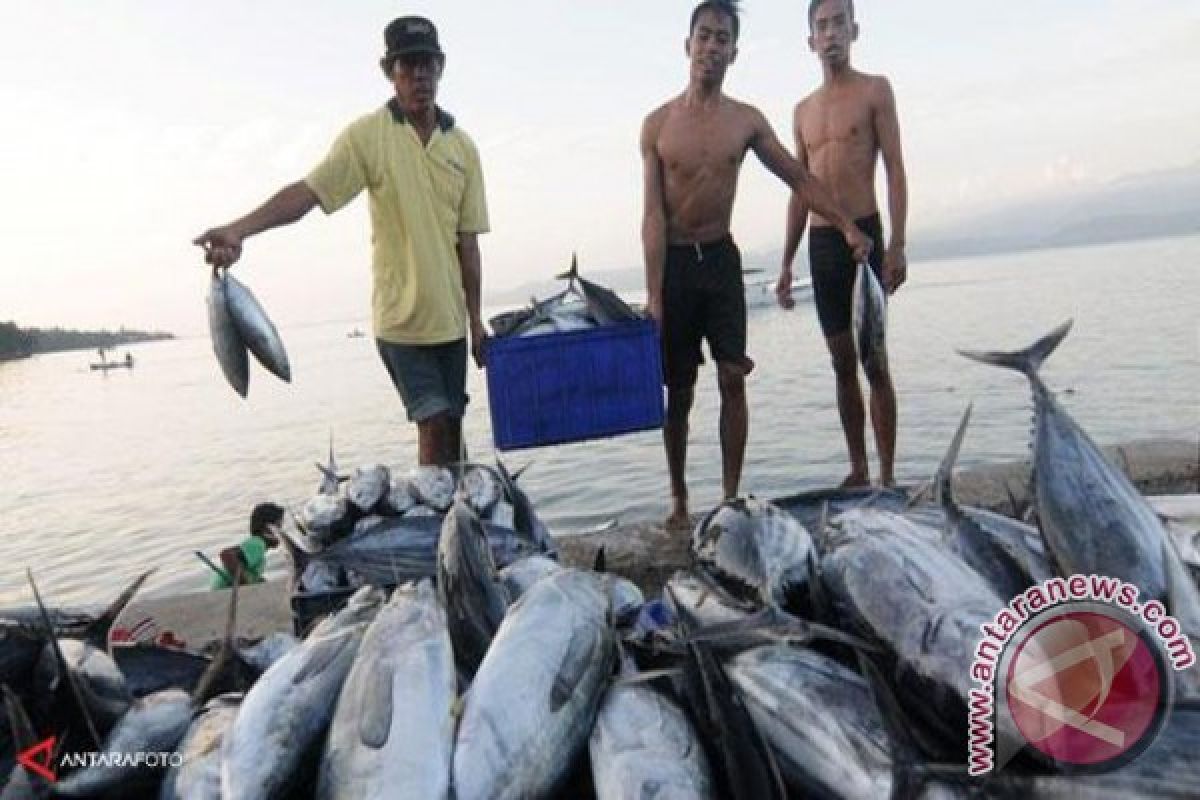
[452,569,615,800]
[821,507,1005,749]
[959,321,1200,627]
[207,270,249,397]
[728,645,893,799]
[851,260,888,375]
[35,639,133,733]
[281,515,530,589]
[220,587,383,800]
[317,580,456,800]
[159,693,241,800]
[222,271,291,383]
[346,464,390,514]
[691,497,816,612]
[589,651,715,800]
[437,499,510,680]
[53,688,192,797]
[499,554,562,602]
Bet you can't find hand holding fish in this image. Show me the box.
[843,226,872,265]
[193,226,244,269]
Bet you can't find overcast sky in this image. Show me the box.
[2,1,1197,333]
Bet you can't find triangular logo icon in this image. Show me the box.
[17,736,57,782]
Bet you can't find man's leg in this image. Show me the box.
[826,332,870,486]
[865,362,897,486]
[416,412,463,466]
[664,381,695,530]
[716,362,748,500]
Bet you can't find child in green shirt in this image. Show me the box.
[211,502,284,589]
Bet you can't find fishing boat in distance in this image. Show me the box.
[346,328,366,339]
[90,350,135,371]
[744,268,813,310]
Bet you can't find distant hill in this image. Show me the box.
[0,322,174,362]
[486,162,1200,305]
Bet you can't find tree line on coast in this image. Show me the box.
[0,321,173,361]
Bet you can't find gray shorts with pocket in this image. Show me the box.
[375,338,469,422]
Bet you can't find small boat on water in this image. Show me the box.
[744,268,813,310]
[346,328,366,339]
[90,351,135,370]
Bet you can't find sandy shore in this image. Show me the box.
[554,437,1199,597]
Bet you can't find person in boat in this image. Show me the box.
[124,352,133,367]
[194,16,489,467]
[212,502,285,589]
[777,0,908,487]
[640,0,871,530]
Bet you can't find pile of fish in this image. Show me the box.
[283,443,557,604]
[4,320,1200,798]
[488,255,641,338]
[206,269,291,398]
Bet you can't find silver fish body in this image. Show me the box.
[159,693,241,800]
[206,271,249,397]
[960,322,1200,625]
[851,261,888,375]
[499,554,562,602]
[54,689,192,797]
[346,464,390,514]
[317,580,456,800]
[589,653,714,800]
[222,271,290,383]
[437,499,510,680]
[692,497,815,611]
[728,645,892,800]
[220,587,383,800]
[453,569,615,800]
[821,508,1005,746]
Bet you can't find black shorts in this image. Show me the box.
[809,213,886,338]
[661,235,747,388]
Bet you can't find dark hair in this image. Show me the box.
[250,502,285,536]
[690,0,741,41]
[808,0,854,27]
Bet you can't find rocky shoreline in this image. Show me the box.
[554,437,1199,597]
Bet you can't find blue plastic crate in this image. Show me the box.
[484,319,665,450]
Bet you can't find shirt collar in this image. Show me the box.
[387,97,455,132]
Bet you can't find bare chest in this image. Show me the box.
[800,94,875,155]
[657,112,749,179]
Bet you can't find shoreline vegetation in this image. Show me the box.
[0,321,174,362]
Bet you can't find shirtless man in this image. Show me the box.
[643,0,871,529]
[777,0,907,487]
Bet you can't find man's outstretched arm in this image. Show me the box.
[193,181,320,269]
[750,110,871,265]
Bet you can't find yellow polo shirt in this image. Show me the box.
[305,100,489,345]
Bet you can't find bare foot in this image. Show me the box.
[879,475,897,489]
[839,472,870,489]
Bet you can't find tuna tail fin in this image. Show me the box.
[958,318,1073,377]
[553,251,580,281]
[84,568,154,650]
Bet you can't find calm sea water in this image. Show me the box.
[2,235,1197,606]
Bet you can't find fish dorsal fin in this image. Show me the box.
[357,662,395,749]
[550,623,598,711]
[926,404,973,517]
[86,568,155,649]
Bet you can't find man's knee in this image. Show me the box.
[716,363,746,398]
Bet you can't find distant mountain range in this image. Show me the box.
[488,163,1200,305]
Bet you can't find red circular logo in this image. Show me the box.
[1004,609,1168,769]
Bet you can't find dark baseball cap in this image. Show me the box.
[384,16,444,58]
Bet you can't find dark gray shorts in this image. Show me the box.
[375,338,469,422]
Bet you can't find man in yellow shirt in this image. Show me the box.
[195,16,489,465]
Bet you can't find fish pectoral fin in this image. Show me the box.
[357,663,394,749]
[550,625,598,711]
